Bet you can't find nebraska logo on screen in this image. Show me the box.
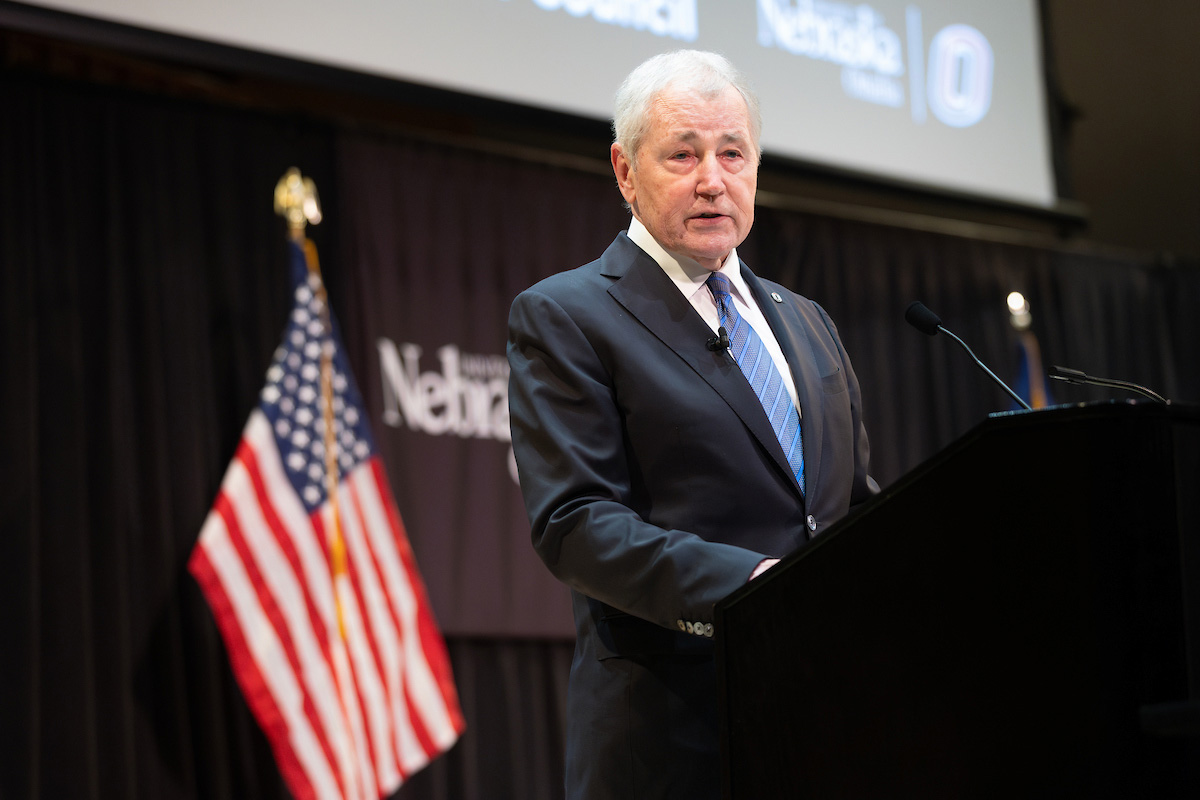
[757,0,993,126]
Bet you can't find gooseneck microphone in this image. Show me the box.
[707,326,731,352]
[1048,365,1169,403]
[905,301,1033,411]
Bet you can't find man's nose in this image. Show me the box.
[695,154,725,198]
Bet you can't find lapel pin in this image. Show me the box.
[771,292,783,303]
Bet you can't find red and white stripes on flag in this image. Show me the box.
[189,239,464,799]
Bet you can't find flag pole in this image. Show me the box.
[273,169,365,795]
[1007,291,1050,409]
[273,168,350,631]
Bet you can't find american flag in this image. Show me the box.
[189,238,464,799]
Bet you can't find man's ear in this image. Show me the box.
[611,143,636,207]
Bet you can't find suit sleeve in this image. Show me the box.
[507,287,766,631]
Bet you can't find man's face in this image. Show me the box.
[612,84,758,271]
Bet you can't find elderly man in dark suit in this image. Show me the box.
[507,49,879,799]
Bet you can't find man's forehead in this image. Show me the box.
[648,89,753,140]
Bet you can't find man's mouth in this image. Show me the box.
[695,213,724,219]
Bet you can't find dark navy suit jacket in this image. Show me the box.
[507,232,878,799]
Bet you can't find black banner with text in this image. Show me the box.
[333,132,630,637]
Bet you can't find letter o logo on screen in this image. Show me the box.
[927,24,993,128]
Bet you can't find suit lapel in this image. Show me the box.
[742,265,825,499]
[600,235,806,503]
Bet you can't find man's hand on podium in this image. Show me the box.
[749,558,780,581]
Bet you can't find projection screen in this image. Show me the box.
[26,0,1058,207]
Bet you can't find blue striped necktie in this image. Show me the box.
[706,272,805,495]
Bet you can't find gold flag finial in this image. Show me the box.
[274,168,322,238]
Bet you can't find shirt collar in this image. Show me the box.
[626,216,750,303]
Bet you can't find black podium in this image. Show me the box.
[716,403,1200,798]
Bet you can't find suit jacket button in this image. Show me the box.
[677,619,686,631]
[703,623,714,638]
[807,515,817,532]
[685,621,695,635]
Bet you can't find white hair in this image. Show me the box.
[612,50,762,168]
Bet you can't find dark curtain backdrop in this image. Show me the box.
[3,69,1198,800]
